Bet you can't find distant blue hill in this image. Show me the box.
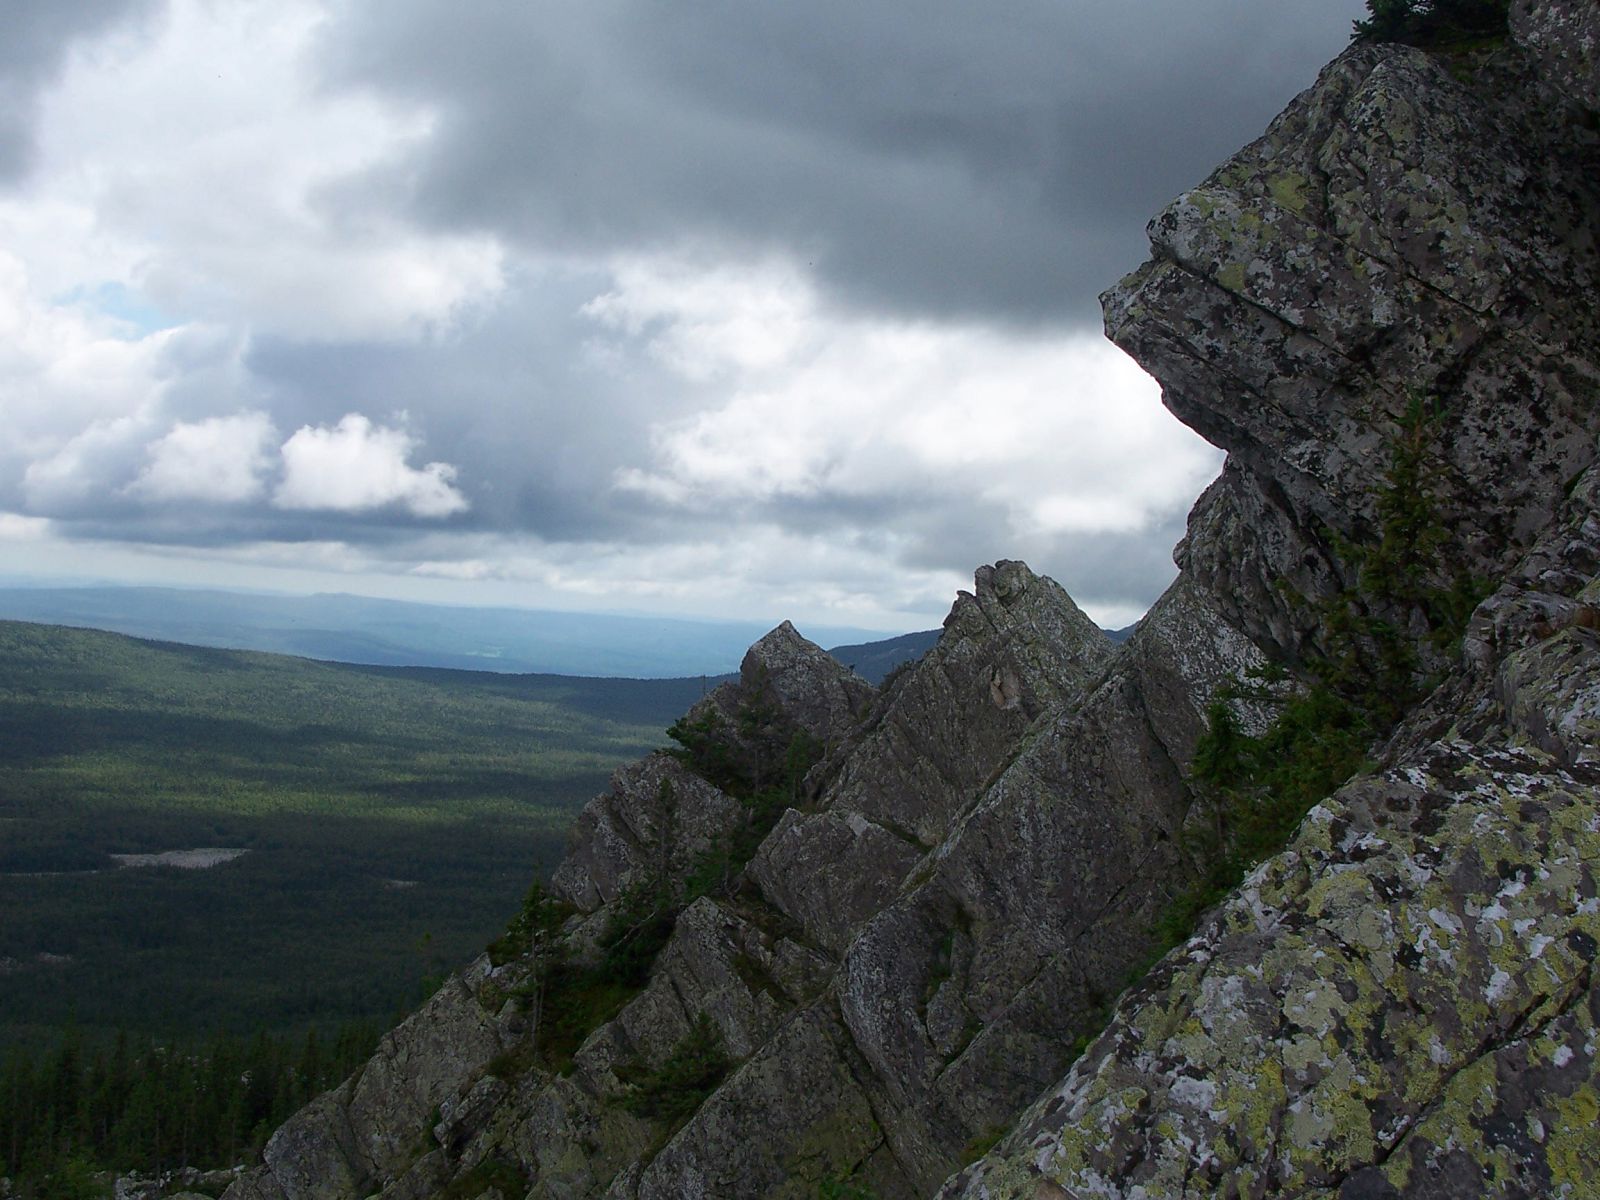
[827,629,942,683]
[0,584,1135,682]
[0,585,903,680]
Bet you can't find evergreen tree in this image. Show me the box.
[1352,0,1510,46]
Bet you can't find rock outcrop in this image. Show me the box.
[225,4,1600,1198]
[942,3,1600,1195]
[942,472,1600,1196]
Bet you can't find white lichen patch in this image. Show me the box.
[110,848,251,870]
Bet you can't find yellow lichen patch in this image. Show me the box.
[1304,863,1383,925]
[1283,1055,1381,1176]
[1234,1052,1288,1156]
[1043,1119,1100,1182]
[1269,172,1311,214]
[1217,262,1248,293]
[1548,1087,1600,1189]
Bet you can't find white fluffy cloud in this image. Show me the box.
[605,255,1220,540]
[130,411,276,504]
[581,256,815,381]
[274,413,468,517]
[0,251,168,460]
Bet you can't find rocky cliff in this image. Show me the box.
[223,3,1600,1197]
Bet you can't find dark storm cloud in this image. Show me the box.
[3,1,1361,623]
[0,0,159,180]
[317,0,1361,325]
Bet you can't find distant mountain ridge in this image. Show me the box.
[0,585,1130,683]
[0,585,901,680]
[824,628,942,682]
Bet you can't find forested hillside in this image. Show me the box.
[0,619,706,1043]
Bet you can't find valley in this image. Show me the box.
[0,619,708,1044]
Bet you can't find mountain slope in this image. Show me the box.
[218,4,1600,1197]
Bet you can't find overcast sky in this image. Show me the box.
[0,0,1362,633]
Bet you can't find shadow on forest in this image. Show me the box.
[0,702,375,767]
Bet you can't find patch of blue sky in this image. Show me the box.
[57,281,176,338]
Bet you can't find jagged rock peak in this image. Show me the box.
[547,623,871,923]
[548,754,743,915]
[737,618,875,746]
[943,560,1113,713]
[812,559,1115,847]
[748,559,1115,961]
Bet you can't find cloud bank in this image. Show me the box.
[0,0,1363,629]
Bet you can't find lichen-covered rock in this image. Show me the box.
[941,628,1600,1196]
[1513,0,1600,109]
[1106,32,1600,663]
[941,465,1600,1199]
[550,755,742,914]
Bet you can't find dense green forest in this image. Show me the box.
[0,620,720,1193]
[1,1021,382,1197]
[0,620,706,1045]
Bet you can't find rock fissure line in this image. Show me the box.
[1321,956,1597,1198]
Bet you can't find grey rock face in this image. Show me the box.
[747,806,924,959]
[738,620,876,749]
[1513,0,1600,108]
[635,1006,891,1200]
[681,621,875,775]
[829,571,1264,1195]
[822,561,1114,847]
[748,561,1114,959]
[1107,33,1600,663]
[615,562,1133,1198]
[551,621,873,921]
[228,959,518,1200]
